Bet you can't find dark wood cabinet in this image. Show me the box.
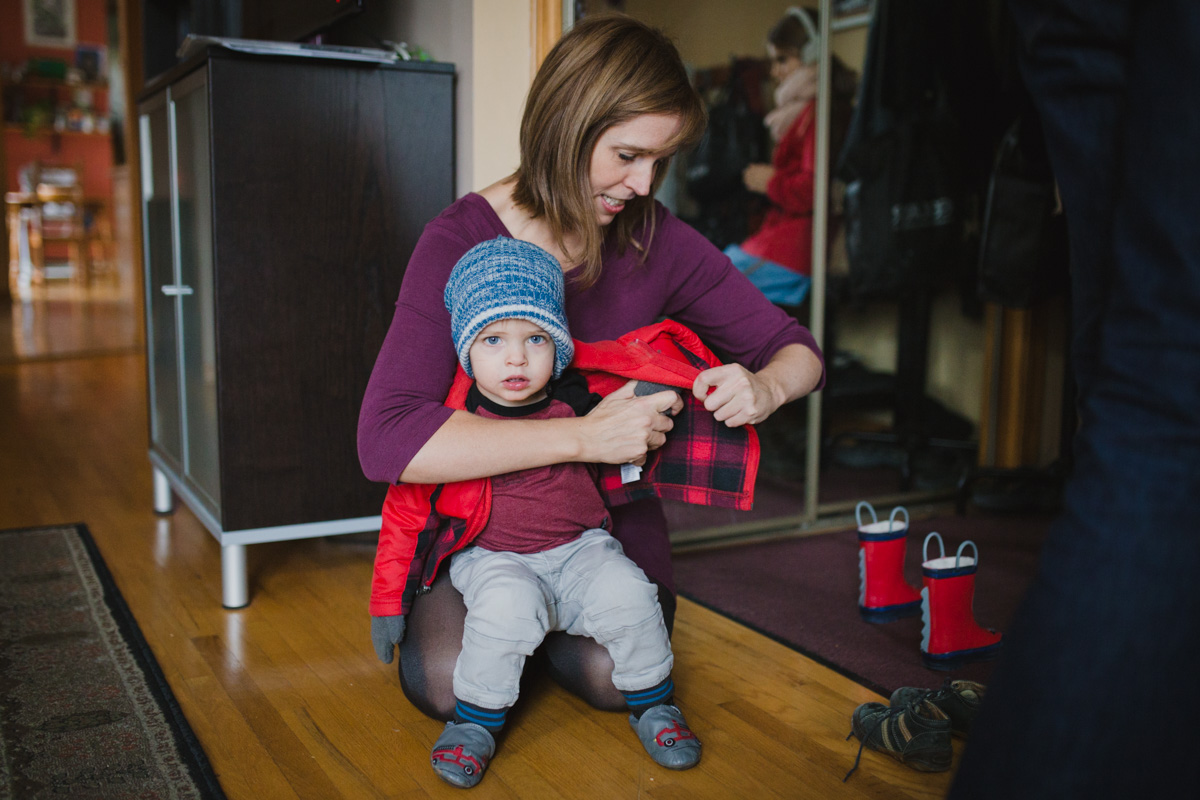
[138,47,454,606]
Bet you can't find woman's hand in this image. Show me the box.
[580,380,684,465]
[742,163,775,194]
[693,363,785,428]
[693,343,824,428]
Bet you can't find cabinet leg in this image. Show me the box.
[153,467,174,514]
[221,544,250,609]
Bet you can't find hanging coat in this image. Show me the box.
[836,0,966,299]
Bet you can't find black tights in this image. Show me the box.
[397,569,677,720]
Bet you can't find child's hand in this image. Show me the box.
[371,615,407,663]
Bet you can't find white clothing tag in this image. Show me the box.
[620,462,642,484]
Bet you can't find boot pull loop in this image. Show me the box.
[923,532,945,563]
[955,540,979,569]
[855,501,878,528]
[888,506,909,533]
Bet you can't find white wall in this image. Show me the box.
[835,295,987,426]
[469,0,531,194]
[615,1,866,70]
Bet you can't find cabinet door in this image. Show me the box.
[139,92,182,469]
[170,68,221,506]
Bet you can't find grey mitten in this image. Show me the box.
[634,380,679,397]
[635,381,683,416]
[371,615,406,664]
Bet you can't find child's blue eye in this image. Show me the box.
[529,335,547,345]
[484,336,501,345]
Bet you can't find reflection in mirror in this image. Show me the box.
[574,1,985,545]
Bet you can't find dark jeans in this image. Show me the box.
[950,1,1200,796]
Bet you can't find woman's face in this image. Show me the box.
[768,44,806,84]
[587,113,683,226]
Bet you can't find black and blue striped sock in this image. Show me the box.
[622,676,675,720]
[454,699,509,734]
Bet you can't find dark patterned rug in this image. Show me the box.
[0,524,225,799]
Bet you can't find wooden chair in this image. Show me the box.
[32,166,91,285]
[6,191,40,294]
[82,198,118,284]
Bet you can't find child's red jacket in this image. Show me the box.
[369,320,760,617]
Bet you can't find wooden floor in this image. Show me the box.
[0,307,960,798]
[0,281,141,363]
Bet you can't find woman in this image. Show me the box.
[724,7,856,307]
[358,14,825,719]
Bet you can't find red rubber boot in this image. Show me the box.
[857,502,923,623]
[919,533,1002,670]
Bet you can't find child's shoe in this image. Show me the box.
[856,502,923,622]
[919,534,1002,669]
[844,699,952,780]
[431,721,495,788]
[889,679,984,738]
[630,704,701,769]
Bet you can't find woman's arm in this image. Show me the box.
[357,220,473,484]
[400,382,683,484]
[764,114,816,215]
[764,158,814,216]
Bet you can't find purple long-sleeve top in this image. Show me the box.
[358,192,824,592]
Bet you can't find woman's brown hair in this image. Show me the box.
[511,14,706,288]
[767,9,817,60]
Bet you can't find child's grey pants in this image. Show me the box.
[448,528,673,710]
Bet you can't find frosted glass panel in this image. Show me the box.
[172,74,220,505]
[140,100,182,466]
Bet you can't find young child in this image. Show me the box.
[428,236,700,788]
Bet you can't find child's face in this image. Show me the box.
[468,319,556,407]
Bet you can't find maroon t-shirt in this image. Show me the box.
[469,392,609,554]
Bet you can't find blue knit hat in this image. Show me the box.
[444,237,574,379]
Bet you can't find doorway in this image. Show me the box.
[2,0,140,362]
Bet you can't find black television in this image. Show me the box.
[142,0,367,83]
[240,0,366,43]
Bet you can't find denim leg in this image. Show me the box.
[724,243,811,306]
[951,2,1200,796]
[1003,0,1131,398]
[449,548,553,710]
[556,531,673,692]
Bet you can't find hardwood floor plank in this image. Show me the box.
[177,672,301,800]
[192,633,349,798]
